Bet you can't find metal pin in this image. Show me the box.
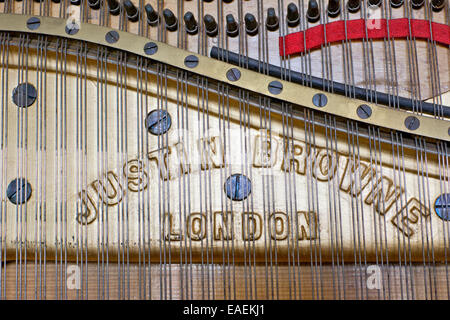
[368,0,382,7]
[390,0,404,8]
[203,14,218,37]
[266,8,279,31]
[244,13,258,36]
[327,0,341,17]
[411,0,424,8]
[226,14,239,37]
[307,0,320,23]
[431,0,445,11]
[287,3,300,27]
[123,0,139,22]
[87,0,100,10]
[347,0,361,12]
[107,0,120,15]
[145,4,159,26]
[184,12,198,35]
[163,8,178,31]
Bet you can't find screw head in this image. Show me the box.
[312,93,328,107]
[145,109,172,135]
[184,55,199,68]
[26,17,41,30]
[105,30,119,44]
[435,193,450,221]
[404,116,420,131]
[226,68,241,82]
[12,83,37,108]
[224,174,252,201]
[357,104,372,119]
[268,80,283,95]
[65,21,80,35]
[7,178,32,205]
[144,42,158,55]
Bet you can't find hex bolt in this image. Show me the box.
[404,116,420,130]
[357,104,372,119]
[184,55,199,68]
[312,93,328,107]
[268,81,283,95]
[26,17,41,30]
[266,8,279,31]
[65,20,80,35]
[145,110,172,135]
[107,0,120,16]
[105,30,119,44]
[145,4,159,26]
[435,193,450,221]
[226,68,241,82]
[163,8,178,31]
[144,42,158,55]
[7,178,32,205]
[224,174,252,201]
[12,83,37,108]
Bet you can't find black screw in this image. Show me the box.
[26,17,41,30]
[105,30,119,44]
[356,104,372,119]
[368,0,382,7]
[65,21,80,35]
[268,81,283,95]
[226,68,241,82]
[245,13,259,36]
[435,193,450,221]
[146,110,172,135]
[184,55,199,68]
[327,0,341,17]
[431,0,445,11]
[144,42,158,55]
[347,0,361,12]
[312,93,328,107]
[87,0,100,10]
[7,178,32,205]
[224,174,251,201]
[203,14,218,37]
[411,0,424,9]
[390,0,403,8]
[184,11,198,35]
[12,83,37,108]
[145,4,159,26]
[404,116,420,130]
[123,0,139,22]
[266,8,279,31]
[307,0,320,23]
[163,8,178,31]
[226,14,239,37]
[287,3,300,27]
[107,0,120,15]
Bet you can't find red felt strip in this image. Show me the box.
[279,18,450,56]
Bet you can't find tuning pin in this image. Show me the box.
[223,0,234,3]
[431,0,445,11]
[226,14,239,37]
[347,0,361,12]
[411,0,424,8]
[163,8,178,31]
[123,0,139,22]
[87,0,100,9]
[368,0,382,7]
[184,12,198,35]
[245,13,259,36]
[390,0,404,7]
[266,8,279,31]
[107,0,120,15]
[203,14,218,37]
[327,0,341,17]
[306,0,320,23]
[287,3,300,27]
[145,4,159,26]
[70,0,81,6]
